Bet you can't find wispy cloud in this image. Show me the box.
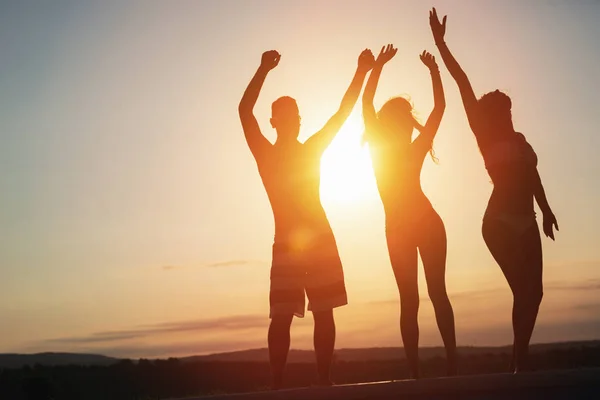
[546,279,600,291]
[549,0,600,7]
[574,302,600,313]
[41,315,267,346]
[136,315,266,333]
[84,338,265,359]
[204,260,262,268]
[46,333,144,344]
[369,279,600,306]
[161,259,265,271]
[368,287,506,306]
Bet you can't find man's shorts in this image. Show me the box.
[269,233,347,318]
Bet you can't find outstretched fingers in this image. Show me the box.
[420,50,438,69]
[388,44,397,56]
[431,8,448,27]
[429,7,448,42]
[375,44,397,64]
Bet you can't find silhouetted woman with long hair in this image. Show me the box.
[362,44,457,378]
[429,8,558,373]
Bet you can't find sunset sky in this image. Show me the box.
[1,0,599,359]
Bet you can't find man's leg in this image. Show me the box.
[268,314,294,390]
[269,241,305,389]
[313,309,335,386]
[305,233,347,386]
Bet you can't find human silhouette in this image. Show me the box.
[362,44,457,379]
[238,49,374,388]
[429,7,559,373]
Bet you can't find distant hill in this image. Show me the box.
[2,340,598,368]
[0,352,119,369]
[183,340,600,363]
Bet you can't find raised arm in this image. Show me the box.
[413,51,445,151]
[430,8,481,133]
[533,168,559,240]
[238,51,280,159]
[362,44,397,139]
[304,49,374,153]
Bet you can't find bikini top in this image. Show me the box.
[478,132,539,217]
[482,132,538,183]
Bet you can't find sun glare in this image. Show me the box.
[320,111,377,206]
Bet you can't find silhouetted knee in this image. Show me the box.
[399,292,419,318]
[428,285,450,309]
[269,315,293,335]
[531,288,543,307]
[313,309,335,328]
[515,287,543,310]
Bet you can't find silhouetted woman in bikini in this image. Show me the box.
[362,44,457,378]
[430,8,558,372]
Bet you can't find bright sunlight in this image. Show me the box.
[320,111,378,206]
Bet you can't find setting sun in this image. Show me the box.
[320,111,378,206]
[2,4,599,397]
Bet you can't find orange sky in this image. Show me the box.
[0,0,599,358]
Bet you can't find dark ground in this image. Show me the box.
[1,341,599,400]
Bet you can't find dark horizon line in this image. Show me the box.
[2,338,599,360]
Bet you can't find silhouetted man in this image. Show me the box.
[238,49,373,388]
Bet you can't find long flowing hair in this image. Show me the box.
[363,96,438,163]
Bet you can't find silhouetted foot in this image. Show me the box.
[509,347,516,372]
[271,375,283,390]
[513,365,523,374]
[513,355,532,374]
[447,365,458,377]
[315,379,334,387]
[407,369,420,380]
[513,363,533,374]
[447,357,458,376]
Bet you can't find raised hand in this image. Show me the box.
[260,50,281,71]
[357,49,375,72]
[543,212,559,241]
[420,51,439,71]
[429,7,447,45]
[375,44,397,66]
